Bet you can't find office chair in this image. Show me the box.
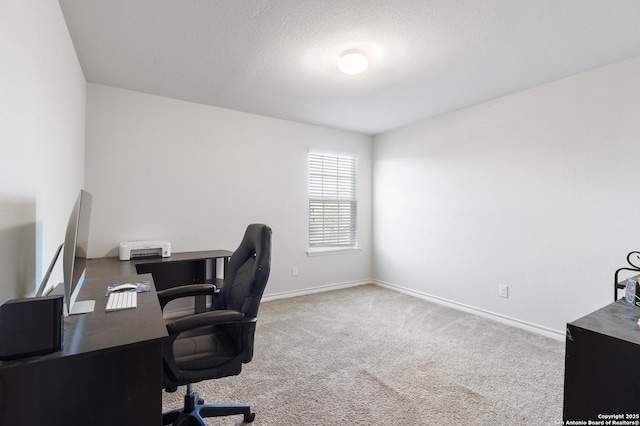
[158,224,272,425]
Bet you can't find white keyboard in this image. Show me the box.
[106,291,137,311]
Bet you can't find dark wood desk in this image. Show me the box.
[563,299,640,422]
[87,250,233,312]
[86,250,232,282]
[0,250,231,425]
[0,274,168,425]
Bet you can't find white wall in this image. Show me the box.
[0,0,86,303]
[373,56,640,337]
[4,1,636,335]
[85,84,372,297]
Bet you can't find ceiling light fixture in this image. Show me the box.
[338,50,369,75]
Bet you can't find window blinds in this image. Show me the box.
[308,152,357,247]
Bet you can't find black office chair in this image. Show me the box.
[158,224,272,425]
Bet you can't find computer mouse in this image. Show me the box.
[111,283,137,292]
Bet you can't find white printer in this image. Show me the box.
[119,241,171,261]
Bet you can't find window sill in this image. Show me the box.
[307,247,362,257]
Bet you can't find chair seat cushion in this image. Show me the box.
[173,328,238,371]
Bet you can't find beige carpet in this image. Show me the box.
[162,285,564,425]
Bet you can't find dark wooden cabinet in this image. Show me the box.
[563,299,640,422]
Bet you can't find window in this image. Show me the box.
[308,151,358,250]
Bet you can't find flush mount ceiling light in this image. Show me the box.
[338,50,369,75]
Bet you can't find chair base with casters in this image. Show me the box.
[162,383,255,425]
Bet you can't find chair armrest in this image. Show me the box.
[166,309,250,335]
[157,284,218,310]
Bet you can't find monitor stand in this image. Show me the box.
[65,300,96,316]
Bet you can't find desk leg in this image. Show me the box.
[195,256,230,313]
[194,260,210,313]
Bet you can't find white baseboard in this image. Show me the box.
[164,279,566,341]
[162,279,370,318]
[261,279,371,302]
[372,279,565,341]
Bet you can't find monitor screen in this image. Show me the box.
[63,190,94,315]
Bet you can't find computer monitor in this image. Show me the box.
[63,189,94,315]
[35,190,94,315]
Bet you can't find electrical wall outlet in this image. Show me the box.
[499,285,508,298]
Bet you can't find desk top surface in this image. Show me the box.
[0,274,168,368]
[86,249,233,279]
[569,299,640,345]
[1,250,232,368]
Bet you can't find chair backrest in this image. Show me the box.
[213,224,272,318]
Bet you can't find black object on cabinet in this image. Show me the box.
[563,299,640,422]
[0,295,63,360]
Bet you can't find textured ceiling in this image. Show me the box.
[58,0,640,135]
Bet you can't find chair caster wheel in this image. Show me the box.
[244,411,255,423]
